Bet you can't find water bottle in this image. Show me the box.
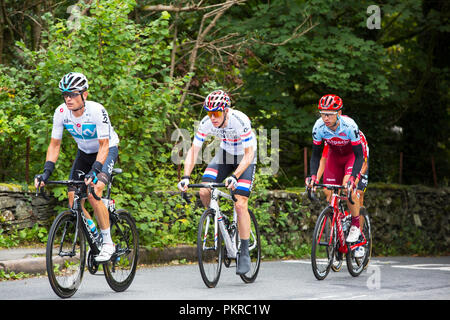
[87,219,101,240]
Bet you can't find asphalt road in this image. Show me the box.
[1,256,449,302]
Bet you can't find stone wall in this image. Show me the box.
[0,184,61,229]
[254,184,450,256]
[0,182,449,255]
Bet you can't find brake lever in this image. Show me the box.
[35,186,49,200]
[306,186,317,202]
[347,187,355,205]
[181,192,191,203]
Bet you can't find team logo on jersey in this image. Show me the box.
[326,137,349,146]
[64,124,98,140]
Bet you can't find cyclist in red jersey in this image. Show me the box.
[317,128,369,201]
[315,127,370,258]
[305,95,365,244]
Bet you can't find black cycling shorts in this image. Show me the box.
[68,146,118,192]
[201,149,256,197]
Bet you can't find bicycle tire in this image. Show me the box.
[103,209,139,292]
[46,210,86,298]
[346,209,371,277]
[197,208,223,288]
[360,207,372,269]
[311,207,335,280]
[239,209,261,283]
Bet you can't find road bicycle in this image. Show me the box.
[36,168,139,298]
[183,183,261,288]
[307,183,372,280]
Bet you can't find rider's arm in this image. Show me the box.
[316,144,328,182]
[233,146,254,178]
[317,156,326,182]
[95,138,109,164]
[350,143,364,178]
[46,138,62,163]
[309,118,324,177]
[309,143,322,177]
[183,144,202,177]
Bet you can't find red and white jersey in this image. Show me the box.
[312,114,361,156]
[193,109,257,155]
[322,129,369,160]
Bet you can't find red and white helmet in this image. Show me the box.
[203,90,231,111]
[318,94,343,112]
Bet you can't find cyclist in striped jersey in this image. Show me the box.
[177,90,256,275]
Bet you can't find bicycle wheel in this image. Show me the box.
[311,207,335,280]
[104,209,139,292]
[346,209,371,276]
[197,208,223,288]
[46,211,86,298]
[360,207,372,269]
[239,209,261,283]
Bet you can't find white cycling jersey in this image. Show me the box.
[193,109,257,156]
[51,100,119,154]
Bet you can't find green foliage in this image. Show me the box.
[0,0,448,253]
[0,270,32,281]
[0,223,48,248]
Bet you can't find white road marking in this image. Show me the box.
[391,264,450,272]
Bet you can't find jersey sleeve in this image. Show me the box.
[94,104,112,140]
[193,116,211,147]
[50,105,65,140]
[347,120,361,146]
[359,131,368,160]
[312,119,323,145]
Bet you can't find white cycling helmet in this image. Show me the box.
[59,72,89,92]
[203,90,231,111]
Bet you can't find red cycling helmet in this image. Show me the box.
[318,94,343,111]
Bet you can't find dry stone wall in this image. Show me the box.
[0,182,448,255]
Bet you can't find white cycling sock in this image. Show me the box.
[101,228,113,245]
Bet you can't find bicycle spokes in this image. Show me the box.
[197,209,223,288]
[46,211,86,298]
[311,208,335,280]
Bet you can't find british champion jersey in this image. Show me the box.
[312,114,361,156]
[51,101,119,154]
[193,109,257,155]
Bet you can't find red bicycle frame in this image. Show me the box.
[316,185,367,254]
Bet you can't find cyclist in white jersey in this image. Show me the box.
[177,90,256,275]
[34,72,119,262]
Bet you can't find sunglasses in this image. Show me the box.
[207,111,223,118]
[62,91,83,99]
[320,112,337,118]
